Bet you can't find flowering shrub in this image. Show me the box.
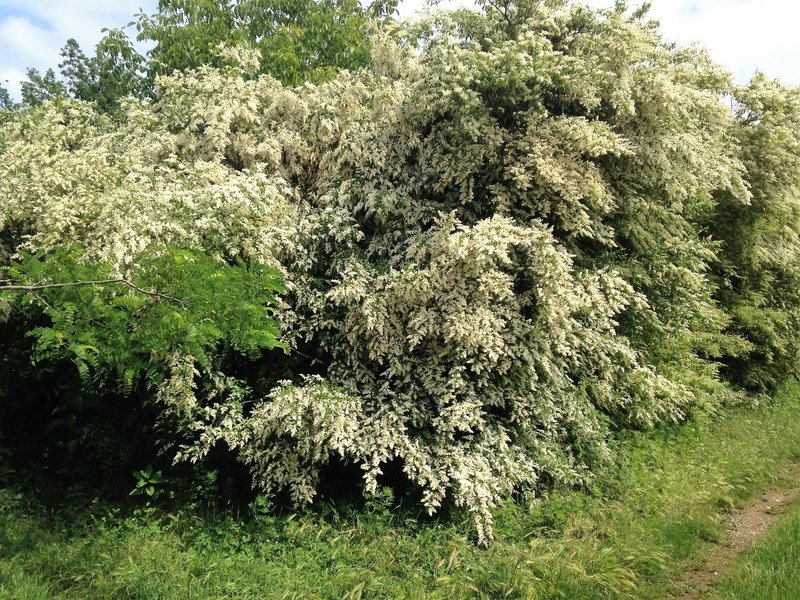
[713,74,800,393]
[2,1,799,543]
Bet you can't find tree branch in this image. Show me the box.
[482,0,516,36]
[0,279,187,307]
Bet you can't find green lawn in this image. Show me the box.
[2,384,800,599]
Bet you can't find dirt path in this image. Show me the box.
[672,466,800,599]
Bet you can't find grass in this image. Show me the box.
[710,504,800,600]
[2,382,800,599]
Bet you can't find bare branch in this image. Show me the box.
[0,278,187,307]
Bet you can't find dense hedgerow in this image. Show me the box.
[712,75,800,392]
[2,1,800,542]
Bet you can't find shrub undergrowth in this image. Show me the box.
[2,383,800,598]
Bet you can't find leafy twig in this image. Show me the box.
[0,279,188,307]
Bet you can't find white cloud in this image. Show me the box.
[0,66,25,99]
[0,16,58,64]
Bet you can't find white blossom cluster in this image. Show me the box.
[0,2,770,542]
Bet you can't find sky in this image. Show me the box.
[1,0,799,99]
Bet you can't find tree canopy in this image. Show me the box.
[17,0,399,110]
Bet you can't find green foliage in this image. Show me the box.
[58,39,95,100]
[20,68,65,107]
[0,246,285,490]
[7,249,283,393]
[135,0,399,85]
[58,34,149,112]
[712,74,800,394]
[15,0,396,112]
[0,83,13,110]
[130,465,169,498]
[5,246,285,397]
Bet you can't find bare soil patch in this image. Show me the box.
[672,465,800,599]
